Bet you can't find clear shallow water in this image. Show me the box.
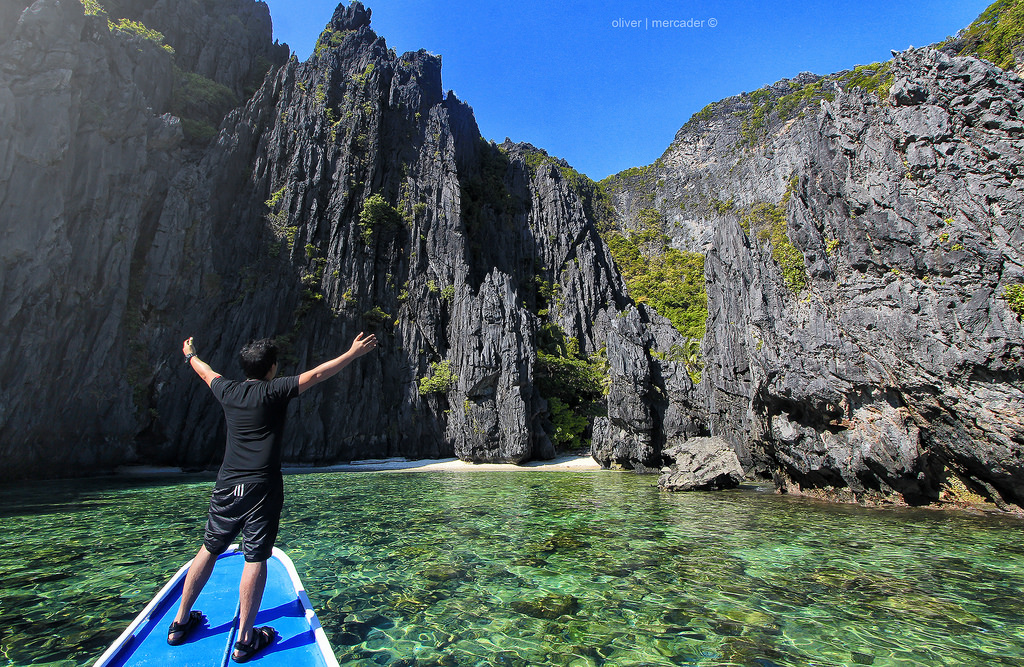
[1,471,1023,667]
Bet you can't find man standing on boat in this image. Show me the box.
[169,332,378,662]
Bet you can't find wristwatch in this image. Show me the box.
[184,352,197,364]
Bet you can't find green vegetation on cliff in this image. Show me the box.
[1004,284,1024,317]
[739,178,807,294]
[314,26,350,57]
[535,324,608,450]
[358,193,403,244]
[170,67,239,143]
[953,0,1024,69]
[605,209,708,341]
[108,18,175,53]
[739,65,892,146]
[418,360,458,395]
[80,0,174,54]
[80,0,106,16]
[838,63,895,99]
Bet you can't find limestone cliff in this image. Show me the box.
[0,0,690,478]
[605,46,1024,509]
[0,0,184,476]
[141,2,694,471]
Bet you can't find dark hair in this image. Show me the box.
[239,338,278,379]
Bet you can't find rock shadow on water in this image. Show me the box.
[420,565,472,584]
[717,634,803,667]
[534,530,590,554]
[509,593,581,620]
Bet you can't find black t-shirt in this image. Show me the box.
[210,375,300,487]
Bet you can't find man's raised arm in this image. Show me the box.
[182,337,221,387]
[298,331,378,394]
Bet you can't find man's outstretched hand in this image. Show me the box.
[298,331,378,394]
[349,332,378,357]
[182,336,221,386]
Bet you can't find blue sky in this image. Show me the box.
[262,0,992,180]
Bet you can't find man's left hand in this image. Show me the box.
[350,332,378,357]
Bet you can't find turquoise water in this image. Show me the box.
[1,471,1023,667]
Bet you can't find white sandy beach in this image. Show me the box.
[282,454,602,474]
[117,455,603,476]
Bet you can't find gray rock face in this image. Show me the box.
[447,270,537,463]
[777,48,1024,507]
[0,0,695,478]
[140,0,289,97]
[0,0,285,477]
[615,47,1024,507]
[591,305,705,470]
[0,0,182,477]
[658,436,744,491]
[592,307,656,467]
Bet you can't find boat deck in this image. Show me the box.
[94,547,338,666]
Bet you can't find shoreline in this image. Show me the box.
[116,455,603,477]
[100,459,1024,518]
[284,454,603,473]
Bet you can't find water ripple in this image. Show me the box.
[0,472,1022,666]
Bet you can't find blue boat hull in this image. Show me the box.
[93,546,339,666]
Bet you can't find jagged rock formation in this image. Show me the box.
[591,306,705,470]
[0,0,692,479]
[610,47,1024,509]
[658,436,744,491]
[145,2,693,470]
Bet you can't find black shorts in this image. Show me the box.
[203,480,283,562]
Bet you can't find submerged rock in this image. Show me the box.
[536,531,589,553]
[509,593,580,620]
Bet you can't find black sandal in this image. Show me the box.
[232,626,277,663]
[166,610,205,645]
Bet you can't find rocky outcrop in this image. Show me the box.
[591,305,705,470]
[611,46,1024,509]
[768,48,1024,508]
[658,436,744,491]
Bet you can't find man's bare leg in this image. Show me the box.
[234,560,268,651]
[168,546,217,641]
